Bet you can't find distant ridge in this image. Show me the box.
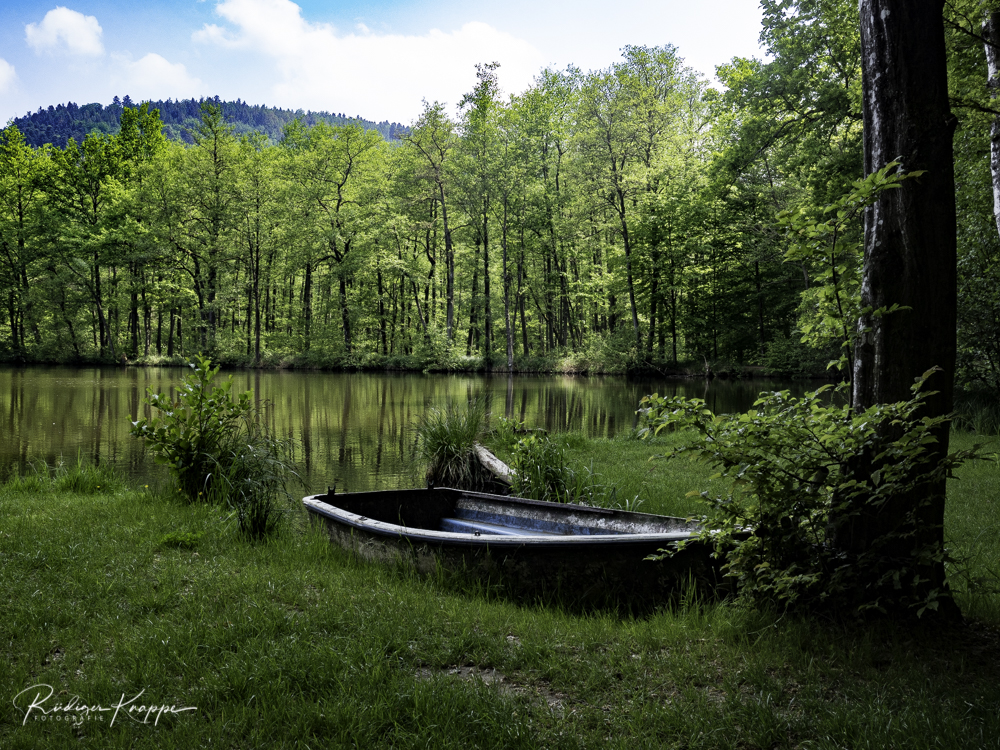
[6,95,409,148]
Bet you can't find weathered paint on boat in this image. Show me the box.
[303,486,721,606]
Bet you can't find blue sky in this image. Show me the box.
[0,0,767,126]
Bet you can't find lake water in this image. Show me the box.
[0,366,815,492]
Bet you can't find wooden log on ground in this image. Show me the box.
[473,443,514,486]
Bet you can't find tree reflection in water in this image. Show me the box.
[0,367,814,491]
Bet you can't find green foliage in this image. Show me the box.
[578,328,644,374]
[777,162,919,376]
[488,416,525,453]
[0,21,995,402]
[639,371,984,616]
[759,330,834,378]
[130,356,254,500]
[413,327,467,371]
[955,234,1000,399]
[130,356,297,537]
[946,0,1000,405]
[0,46,819,372]
[509,434,618,506]
[716,0,862,204]
[10,96,405,150]
[953,387,1000,436]
[415,398,491,490]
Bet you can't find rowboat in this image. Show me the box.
[303,486,720,607]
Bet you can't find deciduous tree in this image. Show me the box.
[844,0,959,615]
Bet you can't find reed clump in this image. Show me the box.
[415,398,497,491]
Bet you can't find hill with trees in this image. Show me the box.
[6,95,408,148]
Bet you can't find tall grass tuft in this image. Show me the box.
[510,434,619,506]
[3,462,50,494]
[208,431,298,540]
[52,457,125,495]
[415,398,494,490]
[2,457,125,495]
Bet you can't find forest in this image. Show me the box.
[0,0,998,401]
[7,95,408,149]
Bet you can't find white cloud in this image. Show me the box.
[0,59,16,94]
[25,7,105,56]
[114,53,203,100]
[192,23,239,48]
[193,0,545,121]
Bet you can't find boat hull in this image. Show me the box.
[303,487,721,606]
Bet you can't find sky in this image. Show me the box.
[0,0,767,126]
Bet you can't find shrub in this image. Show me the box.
[759,332,836,378]
[639,371,984,616]
[488,416,525,453]
[130,356,252,500]
[130,356,297,538]
[579,328,642,374]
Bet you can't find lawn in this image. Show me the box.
[1,436,998,749]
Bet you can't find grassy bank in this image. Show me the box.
[2,441,999,749]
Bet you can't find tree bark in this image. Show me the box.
[439,182,456,342]
[846,0,958,612]
[501,199,514,371]
[482,208,492,360]
[984,11,1000,240]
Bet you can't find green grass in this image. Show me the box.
[560,431,727,517]
[488,429,732,516]
[943,433,1000,623]
[1,449,999,748]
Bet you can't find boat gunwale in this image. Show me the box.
[303,490,701,550]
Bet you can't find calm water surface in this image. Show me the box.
[0,366,814,492]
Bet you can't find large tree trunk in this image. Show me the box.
[846,0,957,612]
